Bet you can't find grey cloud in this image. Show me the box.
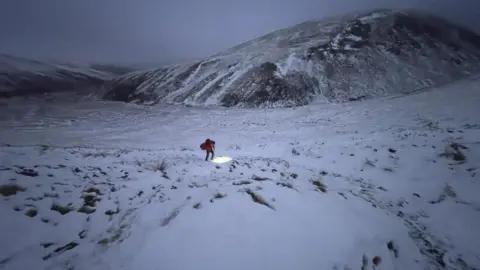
[0,0,479,64]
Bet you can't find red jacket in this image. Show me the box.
[200,139,215,151]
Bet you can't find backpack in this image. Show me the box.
[200,143,207,150]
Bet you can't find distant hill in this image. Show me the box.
[0,54,133,99]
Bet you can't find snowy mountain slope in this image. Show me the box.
[0,54,132,99]
[1,75,480,269]
[104,9,480,108]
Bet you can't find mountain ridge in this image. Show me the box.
[104,8,480,108]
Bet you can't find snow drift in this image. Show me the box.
[104,9,480,107]
[1,75,480,270]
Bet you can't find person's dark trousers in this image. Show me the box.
[205,150,214,161]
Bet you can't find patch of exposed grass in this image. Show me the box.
[232,180,252,186]
[311,180,327,193]
[82,193,100,207]
[78,205,96,214]
[42,242,79,261]
[440,142,467,161]
[188,182,208,188]
[51,203,75,215]
[429,184,457,204]
[251,175,270,181]
[153,159,168,173]
[193,203,201,209]
[102,229,124,245]
[388,148,397,153]
[25,208,38,217]
[44,192,59,198]
[105,208,120,216]
[84,187,102,195]
[82,151,109,158]
[276,182,295,190]
[244,189,275,210]
[387,240,399,258]
[40,242,54,248]
[0,184,26,196]
[383,167,394,172]
[16,168,39,177]
[213,193,226,199]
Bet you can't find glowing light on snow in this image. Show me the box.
[211,156,232,163]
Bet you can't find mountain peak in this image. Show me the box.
[105,8,480,107]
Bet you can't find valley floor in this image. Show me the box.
[0,77,479,270]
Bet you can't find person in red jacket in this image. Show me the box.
[200,139,215,161]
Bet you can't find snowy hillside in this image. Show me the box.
[1,74,479,269]
[104,9,480,107]
[0,54,132,99]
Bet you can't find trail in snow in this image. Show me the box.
[0,78,479,270]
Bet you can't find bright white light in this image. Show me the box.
[211,156,232,163]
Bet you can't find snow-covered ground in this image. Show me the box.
[0,77,479,270]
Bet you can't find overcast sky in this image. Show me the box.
[0,0,479,65]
